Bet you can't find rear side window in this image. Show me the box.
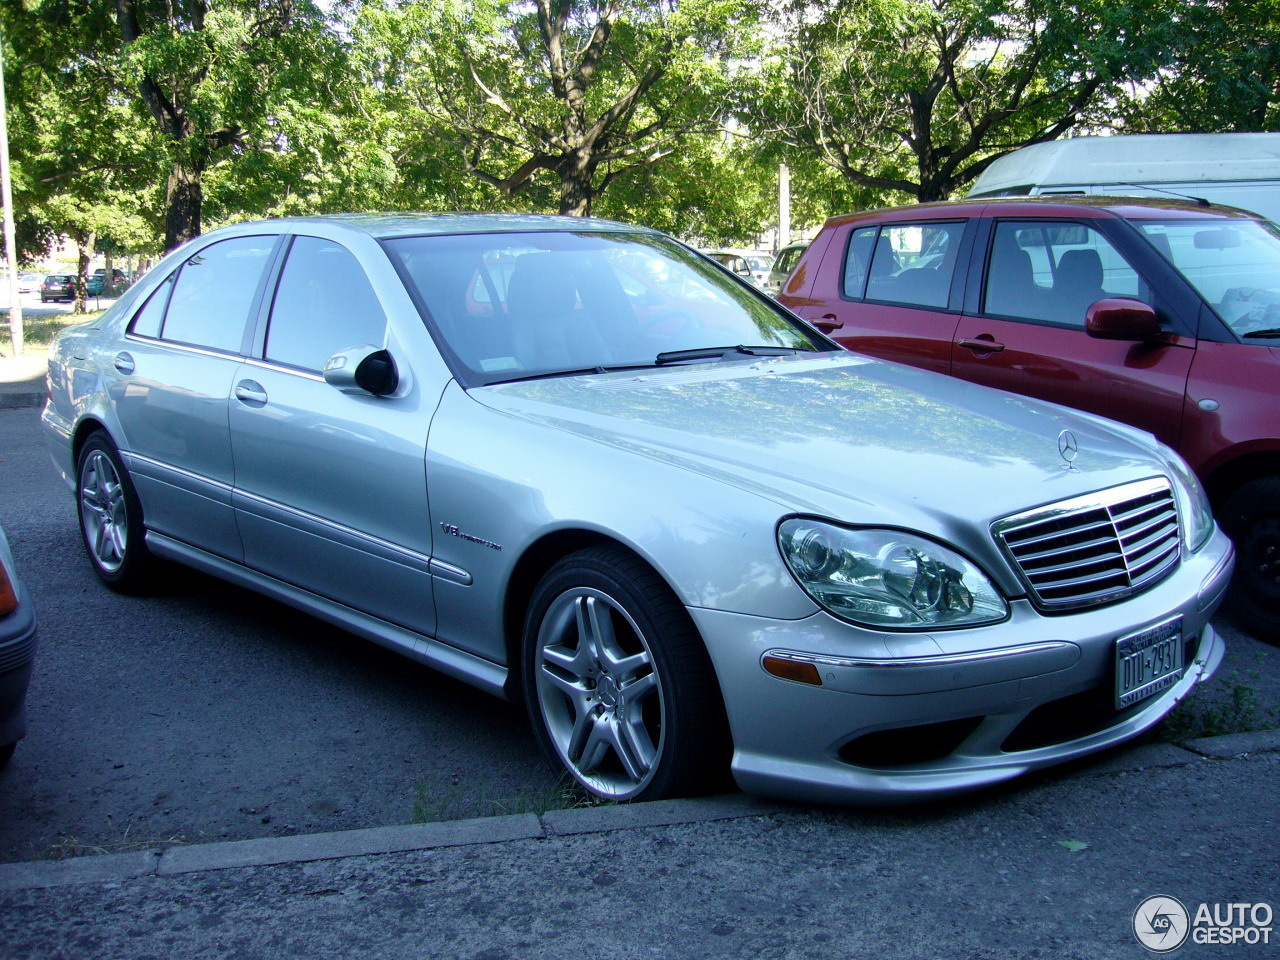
[264,236,388,372]
[844,221,965,309]
[160,236,276,352]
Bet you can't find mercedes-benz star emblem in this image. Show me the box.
[1058,430,1079,467]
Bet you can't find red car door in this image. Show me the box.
[951,218,1196,450]
[787,220,969,376]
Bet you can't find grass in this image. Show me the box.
[410,775,608,824]
[38,818,188,861]
[0,307,105,360]
[1157,671,1280,742]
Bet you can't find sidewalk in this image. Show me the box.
[0,353,47,409]
[1,731,1277,959]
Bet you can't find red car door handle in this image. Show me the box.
[813,314,844,333]
[958,337,1005,354]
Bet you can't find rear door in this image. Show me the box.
[951,218,1196,449]
[791,219,972,375]
[115,234,280,560]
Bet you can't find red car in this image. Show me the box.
[779,196,1280,638]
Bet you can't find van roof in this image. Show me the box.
[969,133,1280,195]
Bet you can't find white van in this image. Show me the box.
[967,132,1280,223]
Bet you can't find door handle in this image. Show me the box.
[112,352,135,375]
[234,380,268,406]
[813,314,844,334]
[958,337,1005,354]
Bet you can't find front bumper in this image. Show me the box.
[693,527,1233,805]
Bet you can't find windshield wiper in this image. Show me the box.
[654,345,806,365]
[1242,328,1280,339]
[487,363,659,385]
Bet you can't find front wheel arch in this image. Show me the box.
[519,543,731,802]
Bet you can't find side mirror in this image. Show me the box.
[323,344,399,397]
[1085,298,1161,342]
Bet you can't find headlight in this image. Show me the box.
[1160,445,1215,552]
[778,519,1009,629]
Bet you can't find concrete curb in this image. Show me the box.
[0,794,787,893]
[0,391,44,410]
[2,731,1276,893]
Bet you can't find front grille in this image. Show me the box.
[994,478,1181,612]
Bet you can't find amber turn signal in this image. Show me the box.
[762,655,822,686]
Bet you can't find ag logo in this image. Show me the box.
[1134,895,1190,952]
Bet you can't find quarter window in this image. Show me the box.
[265,237,387,372]
[128,277,173,339]
[161,236,276,352]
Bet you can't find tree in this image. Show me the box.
[752,0,1186,203]
[111,0,352,249]
[1114,0,1280,133]
[367,0,757,217]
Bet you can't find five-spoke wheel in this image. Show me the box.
[523,545,728,802]
[76,433,152,591]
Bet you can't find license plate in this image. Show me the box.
[1115,618,1184,709]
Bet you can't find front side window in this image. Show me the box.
[161,236,276,352]
[384,231,826,385]
[1137,219,1280,340]
[984,221,1147,327]
[844,221,965,309]
[265,236,388,371]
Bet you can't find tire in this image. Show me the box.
[1221,476,1280,643]
[521,545,729,802]
[76,433,154,592]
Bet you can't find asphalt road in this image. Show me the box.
[0,406,560,864]
[1,402,1278,869]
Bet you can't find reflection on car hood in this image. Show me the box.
[474,354,1165,527]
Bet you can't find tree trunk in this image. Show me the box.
[74,231,96,315]
[103,251,116,297]
[557,153,597,216]
[165,161,204,252]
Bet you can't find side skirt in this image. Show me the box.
[146,531,510,700]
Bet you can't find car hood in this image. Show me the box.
[473,354,1168,531]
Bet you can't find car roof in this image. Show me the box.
[207,212,664,241]
[822,195,1266,229]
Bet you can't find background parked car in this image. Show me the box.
[778,195,1279,637]
[39,274,75,302]
[91,268,130,296]
[17,273,40,294]
[702,249,769,287]
[0,523,37,768]
[764,241,809,295]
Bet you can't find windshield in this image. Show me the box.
[383,231,827,385]
[1137,218,1280,339]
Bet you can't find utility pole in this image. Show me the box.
[778,162,791,252]
[0,22,23,356]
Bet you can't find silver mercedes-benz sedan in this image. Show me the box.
[43,214,1234,805]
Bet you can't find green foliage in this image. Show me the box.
[1158,672,1280,742]
[357,0,761,218]
[3,0,1276,252]
[749,0,1188,203]
[1113,0,1280,133]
